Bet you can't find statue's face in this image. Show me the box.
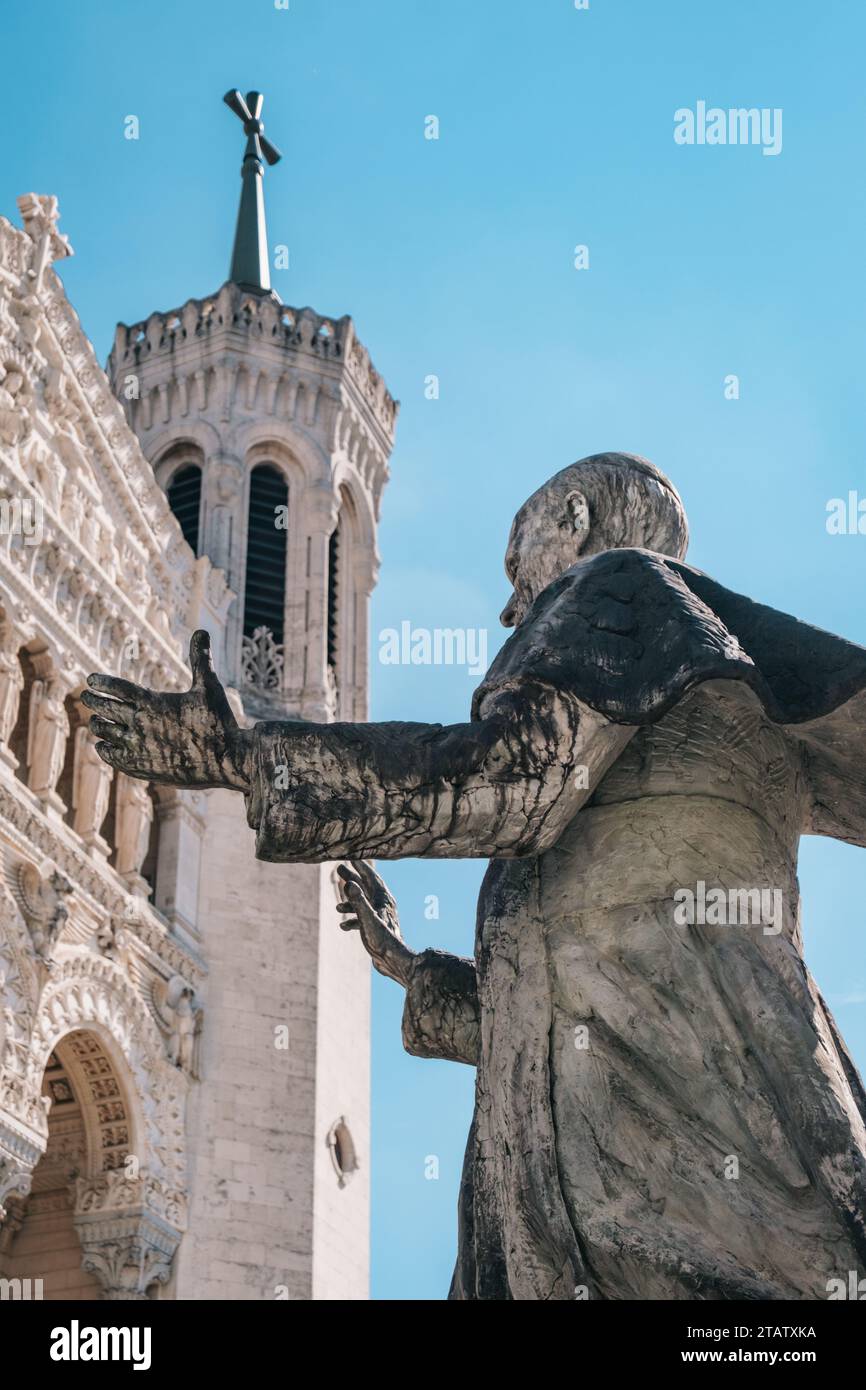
[500,485,591,628]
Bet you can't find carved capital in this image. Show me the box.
[0,1114,44,1234]
[0,1161,32,1228]
[73,1172,183,1299]
[76,1217,178,1301]
[305,482,341,533]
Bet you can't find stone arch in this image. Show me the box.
[50,1029,140,1180]
[0,1014,180,1301]
[146,419,223,470]
[10,956,189,1299]
[0,1041,105,1300]
[238,422,329,489]
[29,956,187,1201]
[330,463,378,566]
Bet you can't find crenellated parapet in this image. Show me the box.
[107,281,398,508]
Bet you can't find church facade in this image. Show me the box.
[0,181,396,1299]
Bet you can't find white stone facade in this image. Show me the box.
[0,194,396,1300]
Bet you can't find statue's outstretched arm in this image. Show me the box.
[84,631,634,862]
[244,677,633,862]
[336,861,479,1067]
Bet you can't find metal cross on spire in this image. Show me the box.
[223,89,282,295]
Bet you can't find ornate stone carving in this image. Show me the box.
[0,1158,33,1230]
[0,781,204,985]
[17,861,73,962]
[150,975,202,1078]
[75,1207,180,1301]
[0,207,218,682]
[0,360,31,447]
[94,917,129,965]
[241,624,283,690]
[16,193,73,293]
[0,1102,45,1232]
[74,1169,185,1227]
[117,544,148,610]
[29,956,190,1201]
[0,955,33,1082]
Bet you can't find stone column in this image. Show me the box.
[152,789,206,940]
[300,483,339,722]
[200,453,243,686]
[351,550,378,722]
[203,454,242,578]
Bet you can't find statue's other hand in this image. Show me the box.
[336,860,414,987]
[82,630,252,791]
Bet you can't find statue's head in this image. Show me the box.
[500,452,689,627]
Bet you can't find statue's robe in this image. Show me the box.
[244,548,866,1300]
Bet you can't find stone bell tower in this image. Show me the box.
[106,91,398,1299]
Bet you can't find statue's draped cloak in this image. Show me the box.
[245,549,866,1299]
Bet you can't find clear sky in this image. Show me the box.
[5,0,866,1300]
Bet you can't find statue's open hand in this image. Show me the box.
[336,861,415,987]
[81,631,252,790]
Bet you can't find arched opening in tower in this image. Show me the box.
[243,463,288,648]
[166,464,203,556]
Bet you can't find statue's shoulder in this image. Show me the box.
[475,547,866,728]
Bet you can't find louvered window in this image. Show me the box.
[327,518,340,674]
[244,464,288,645]
[166,464,202,556]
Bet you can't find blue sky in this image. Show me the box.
[5,0,866,1299]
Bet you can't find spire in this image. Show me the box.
[223,89,282,295]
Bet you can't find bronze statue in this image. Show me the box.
[84,452,866,1300]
